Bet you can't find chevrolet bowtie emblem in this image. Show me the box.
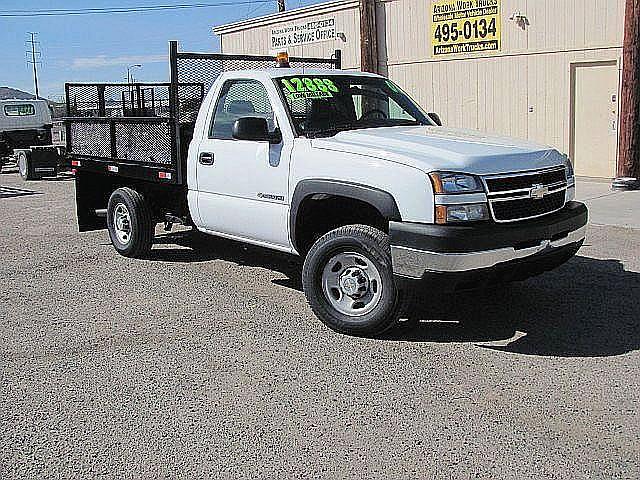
[529,183,549,200]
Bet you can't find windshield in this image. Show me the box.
[276,75,432,137]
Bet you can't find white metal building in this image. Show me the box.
[213,0,626,178]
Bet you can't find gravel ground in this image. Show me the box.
[1,171,638,479]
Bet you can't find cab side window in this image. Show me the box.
[209,80,275,139]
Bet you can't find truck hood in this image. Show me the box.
[310,126,565,175]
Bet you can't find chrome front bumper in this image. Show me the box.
[391,225,586,278]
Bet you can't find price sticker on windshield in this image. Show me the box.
[281,77,339,100]
[431,0,501,56]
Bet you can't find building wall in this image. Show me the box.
[381,0,625,158]
[217,0,362,69]
[215,0,626,176]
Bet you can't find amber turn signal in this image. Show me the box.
[435,205,448,224]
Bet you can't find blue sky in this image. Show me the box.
[1,0,321,100]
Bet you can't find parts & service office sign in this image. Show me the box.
[271,18,336,50]
[431,0,501,56]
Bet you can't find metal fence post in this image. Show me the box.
[169,40,182,183]
[334,49,342,70]
[64,83,72,153]
[135,84,142,115]
[64,83,71,115]
[97,85,106,117]
[110,120,117,159]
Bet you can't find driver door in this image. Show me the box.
[195,79,291,249]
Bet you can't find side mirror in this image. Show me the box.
[428,112,443,126]
[232,117,281,144]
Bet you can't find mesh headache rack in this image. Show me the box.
[64,41,342,184]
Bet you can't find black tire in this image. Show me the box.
[107,187,154,258]
[17,151,39,180]
[302,224,402,336]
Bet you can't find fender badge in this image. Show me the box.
[257,193,285,202]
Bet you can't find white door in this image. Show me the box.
[195,79,291,249]
[572,62,619,178]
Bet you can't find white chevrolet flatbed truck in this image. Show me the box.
[69,45,588,336]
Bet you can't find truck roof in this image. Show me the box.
[219,68,384,80]
[0,98,48,105]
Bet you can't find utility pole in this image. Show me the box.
[26,32,41,99]
[277,0,285,13]
[614,0,640,190]
[359,0,378,73]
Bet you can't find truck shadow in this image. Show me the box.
[0,167,74,182]
[380,255,640,357]
[151,231,640,357]
[152,230,303,286]
[0,185,41,199]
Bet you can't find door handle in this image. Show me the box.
[199,152,214,165]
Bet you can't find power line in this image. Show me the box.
[245,2,268,18]
[26,32,41,99]
[1,1,273,17]
[4,1,232,12]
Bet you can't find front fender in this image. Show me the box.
[289,141,435,225]
[289,179,402,251]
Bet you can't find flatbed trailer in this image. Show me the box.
[66,41,341,231]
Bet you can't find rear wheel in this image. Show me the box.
[107,187,154,258]
[302,224,402,336]
[17,151,38,180]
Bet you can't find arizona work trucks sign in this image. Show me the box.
[431,0,501,56]
[271,18,336,50]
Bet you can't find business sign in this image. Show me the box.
[271,18,336,50]
[431,0,501,56]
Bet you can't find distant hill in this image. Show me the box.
[0,87,36,100]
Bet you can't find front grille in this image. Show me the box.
[485,169,566,193]
[491,190,566,221]
[483,167,567,222]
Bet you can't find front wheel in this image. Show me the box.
[302,224,401,336]
[107,187,154,258]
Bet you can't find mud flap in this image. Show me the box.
[75,170,109,231]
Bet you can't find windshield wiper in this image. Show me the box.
[304,123,361,138]
[304,119,421,138]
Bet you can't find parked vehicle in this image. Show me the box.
[69,42,587,336]
[0,98,66,179]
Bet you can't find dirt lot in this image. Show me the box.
[1,171,638,479]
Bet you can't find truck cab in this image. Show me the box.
[0,99,52,151]
[0,98,64,179]
[70,49,587,337]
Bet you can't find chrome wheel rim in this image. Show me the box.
[113,203,132,245]
[321,251,383,317]
[18,156,26,177]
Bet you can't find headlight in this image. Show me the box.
[565,158,575,186]
[435,203,490,224]
[429,172,484,194]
